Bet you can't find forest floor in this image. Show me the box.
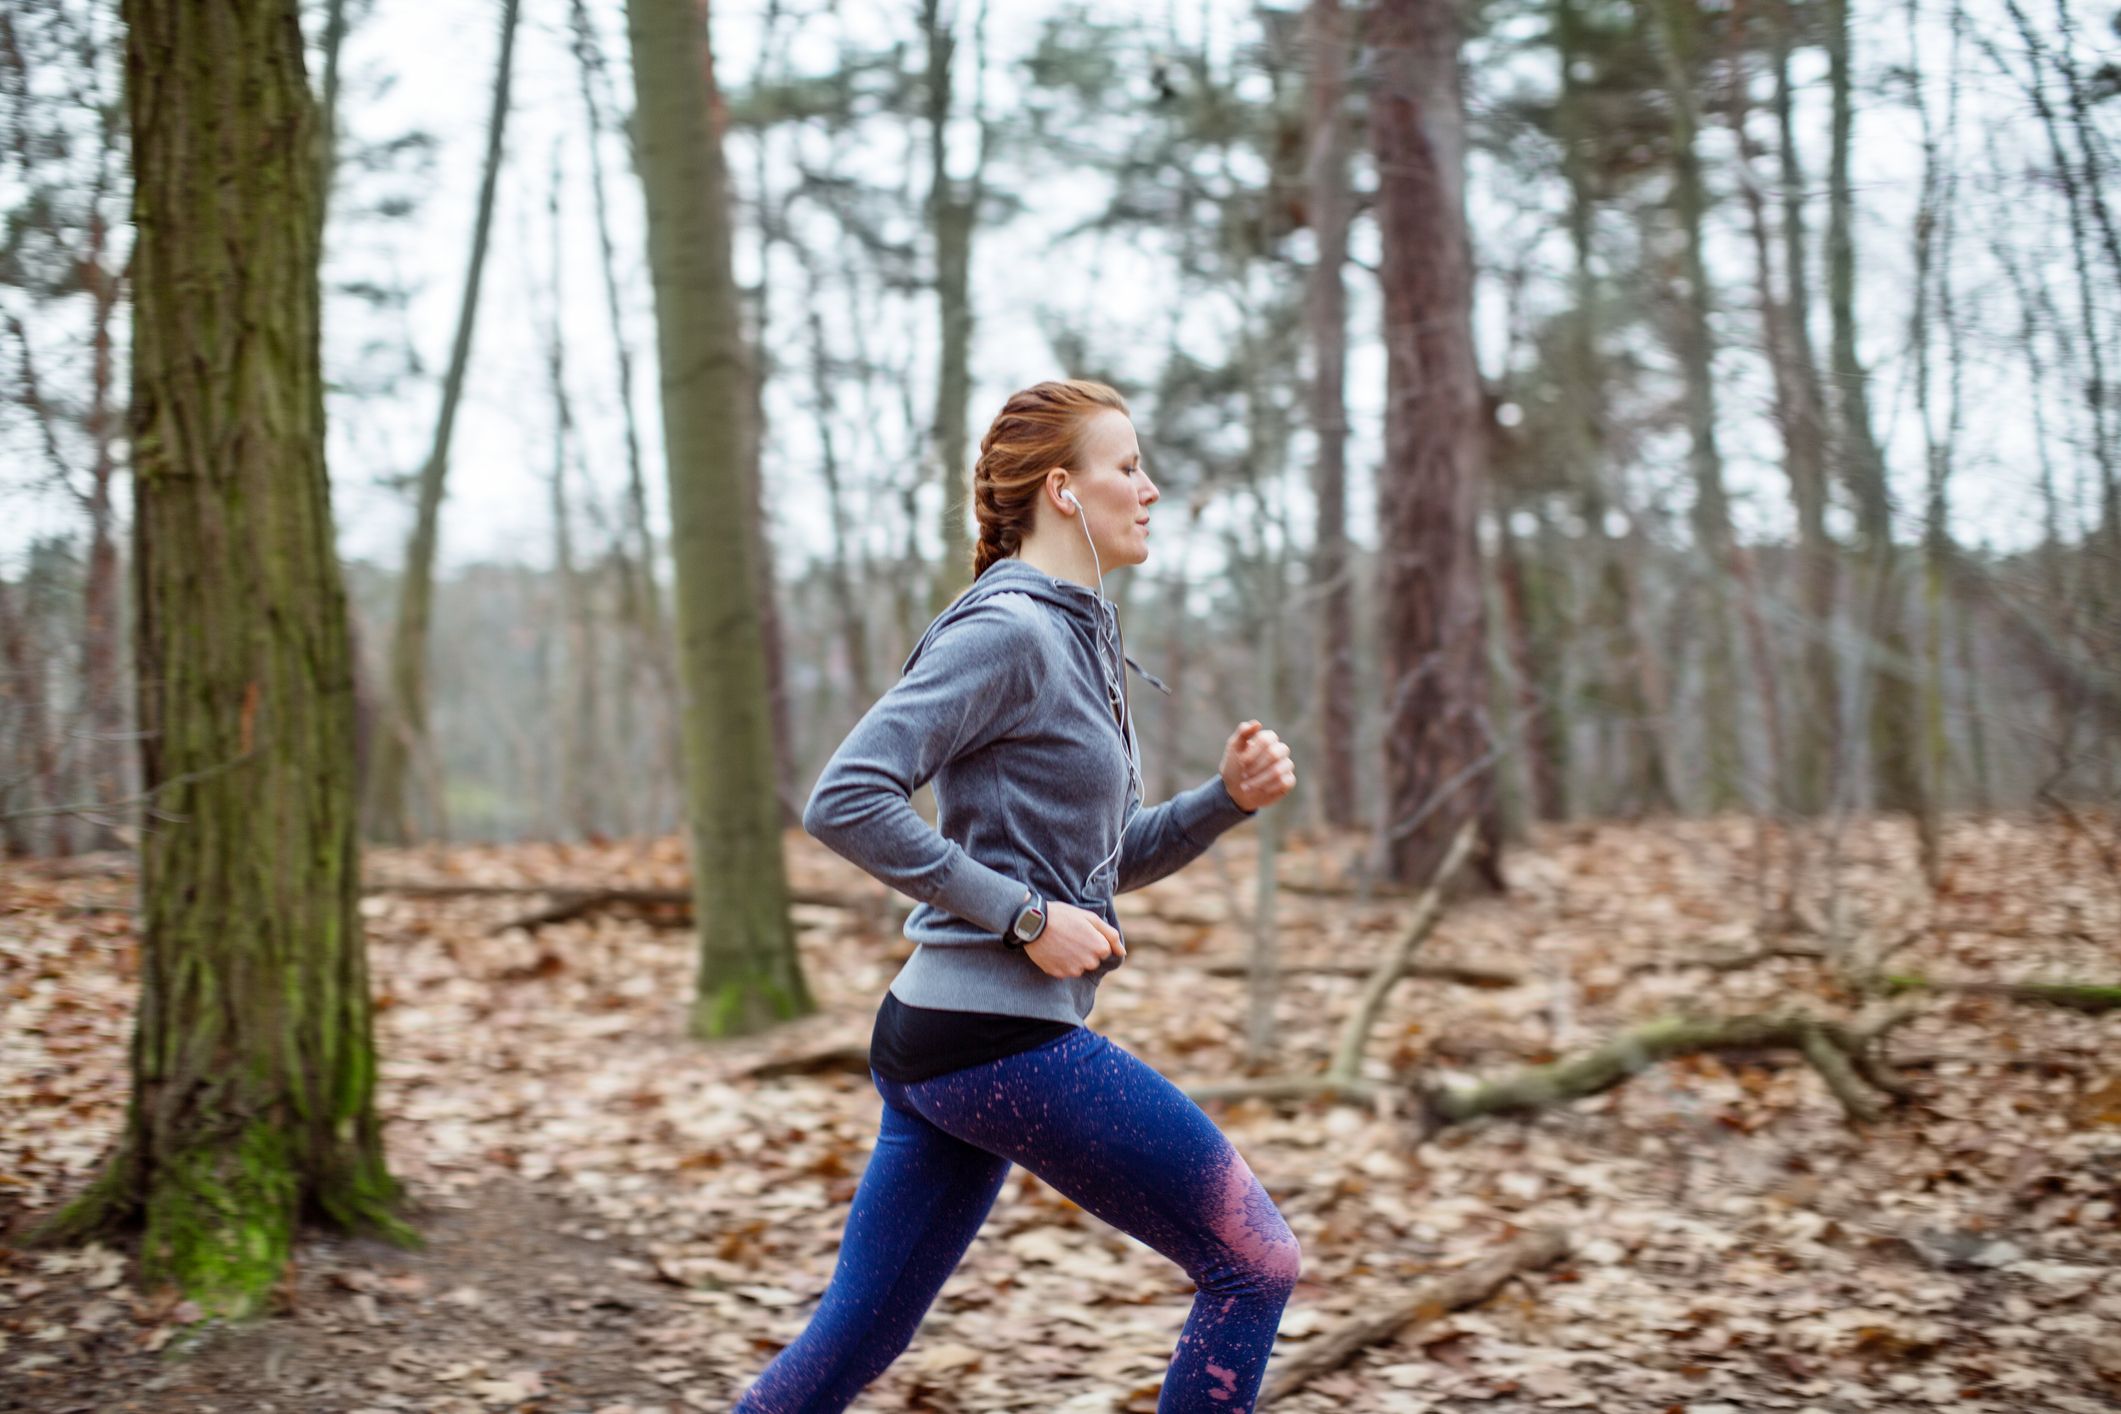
[2,811,2118,1413]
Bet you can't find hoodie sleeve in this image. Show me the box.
[801,596,1042,938]
[1114,772,1256,894]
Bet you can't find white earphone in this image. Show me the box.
[1056,481,1142,899]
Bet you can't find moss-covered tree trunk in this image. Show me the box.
[625,0,810,1038]
[21,0,415,1318]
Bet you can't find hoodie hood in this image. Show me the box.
[901,556,1172,694]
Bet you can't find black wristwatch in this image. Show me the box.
[1005,890,1047,948]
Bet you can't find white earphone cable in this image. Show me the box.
[1067,490,1143,899]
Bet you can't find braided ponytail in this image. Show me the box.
[968,379,1131,580]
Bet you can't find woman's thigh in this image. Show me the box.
[890,1027,1301,1293]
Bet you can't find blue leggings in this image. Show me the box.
[730,1025,1303,1412]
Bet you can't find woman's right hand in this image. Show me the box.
[1025,900,1125,978]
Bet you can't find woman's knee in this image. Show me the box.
[1208,1149,1303,1290]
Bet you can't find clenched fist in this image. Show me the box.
[1220,720,1295,812]
[1025,900,1126,978]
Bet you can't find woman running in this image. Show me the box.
[732,378,1302,1413]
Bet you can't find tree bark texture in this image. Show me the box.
[1305,0,1360,831]
[24,0,412,1317]
[1367,0,1498,888]
[625,0,810,1038]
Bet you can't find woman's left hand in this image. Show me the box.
[1220,720,1295,811]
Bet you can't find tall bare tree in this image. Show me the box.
[24,0,412,1315]
[626,0,810,1037]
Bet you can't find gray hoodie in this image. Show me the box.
[801,555,1255,1025]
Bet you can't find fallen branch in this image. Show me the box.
[1623,943,1828,977]
[1257,1228,1571,1407]
[1422,1006,1923,1128]
[1189,956,1520,989]
[1878,975,2121,1015]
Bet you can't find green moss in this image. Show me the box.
[139,1119,297,1320]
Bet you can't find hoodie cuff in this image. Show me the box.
[1175,772,1257,846]
[939,850,1033,936]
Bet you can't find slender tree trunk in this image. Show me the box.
[795,243,875,707]
[923,0,987,615]
[1305,0,1360,830]
[365,0,519,844]
[625,0,810,1037]
[1645,0,1746,811]
[726,0,798,825]
[570,0,681,835]
[0,575,64,857]
[543,157,600,840]
[1827,0,1926,817]
[1756,0,1840,818]
[1368,0,1499,889]
[24,0,412,1314]
[76,78,129,854]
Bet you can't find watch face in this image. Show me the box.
[1015,902,1044,940]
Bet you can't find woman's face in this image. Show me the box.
[1064,409,1160,567]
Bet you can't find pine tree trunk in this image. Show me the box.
[365,0,520,844]
[22,0,413,1316]
[625,0,811,1037]
[1368,0,1499,889]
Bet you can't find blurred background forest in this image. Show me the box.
[5,0,2115,856]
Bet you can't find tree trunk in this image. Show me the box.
[1752,0,1839,818]
[570,0,682,836]
[1305,0,1360,831]
[728,0,799,826]
[1645,0,1746,811]
[22,0,413,1316]
[922,0,985,616]
[1827,0,1926,818]
[795,242,876,708]
[365,0,520,844]
[1367,0,1499,890]
[543,158,600,840]
[625,0,810,1038]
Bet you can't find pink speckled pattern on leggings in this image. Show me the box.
[730,1025,1302,1412]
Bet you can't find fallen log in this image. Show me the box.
[1257,1228,1571,1407]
